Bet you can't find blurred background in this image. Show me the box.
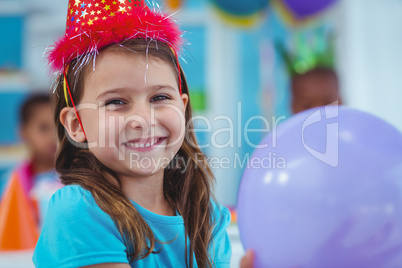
[0,0,402,266]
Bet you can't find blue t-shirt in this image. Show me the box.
[33,185,232,267]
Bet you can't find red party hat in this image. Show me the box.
[48,0,183,72]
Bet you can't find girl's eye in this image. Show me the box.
[105,99,125,106]
[151,95,170,102]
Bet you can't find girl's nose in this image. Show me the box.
[127,104,154,130]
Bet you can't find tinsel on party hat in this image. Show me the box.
[48,0,183,72]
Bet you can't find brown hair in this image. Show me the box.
[52,39,216,267]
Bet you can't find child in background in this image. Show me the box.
[276,29,341,114]
[19,94,57,182]
[0,94,57,197]
[0,93,61,250]
[33,0,231,267]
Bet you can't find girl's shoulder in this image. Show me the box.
[210,199,231,239]
[208,199,232,266]
[210,198,231,228]
[34,184,128,268]
[47,184,114,225]
[52,184,92,200]
[51,184,97,208]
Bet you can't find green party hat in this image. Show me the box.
[276,27,335,76]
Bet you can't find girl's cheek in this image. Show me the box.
[159,106,186,124]
[105,114,120,132]
[108,115,126,144]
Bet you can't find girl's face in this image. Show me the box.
[21,103,57,163]
[77,49,188,179]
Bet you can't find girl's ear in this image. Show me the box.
[181,93,189,112]
[60,107,86,143]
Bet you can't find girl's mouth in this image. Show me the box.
[124,137,166,151]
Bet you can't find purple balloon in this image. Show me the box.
[237,106,402,268]
[282,0,337,19]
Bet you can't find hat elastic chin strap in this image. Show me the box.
[63,68,88,142]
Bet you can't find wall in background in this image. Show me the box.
[336,0,402,131]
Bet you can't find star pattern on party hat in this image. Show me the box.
[48,0,183,73]
[66,0,144,32]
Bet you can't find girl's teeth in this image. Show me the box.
[127,138,162,148]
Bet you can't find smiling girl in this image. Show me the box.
[32,1,231,267]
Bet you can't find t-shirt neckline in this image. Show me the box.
[130,200,184,224]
